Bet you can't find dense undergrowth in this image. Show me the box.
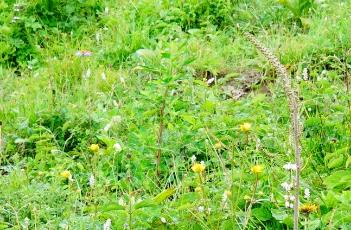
[1,0,351,229]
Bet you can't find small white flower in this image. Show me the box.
[118,197,126,206]
[111,116,122,124]
[285,201,290,208]
[281,182,292,191]
[23,217,30,228]
[191,155,196,163]
[75,51,83,57]
[89,174,95,187]
[206,78,215,85]
[289,203,294,209]
[113,143,122,152]
[302,68,308,81]
[101,72,106,81]
[103,123,112,132]
[289,195,295,201]
[200,161,205,166]
[160,217,167,223]
[103,219,112,230]
[198,206,205,212]
[82,68,91,79]
[283,162,297,171]
[304,188,310,199]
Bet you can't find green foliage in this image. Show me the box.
[1,0,351,229]
[0,0,103,68]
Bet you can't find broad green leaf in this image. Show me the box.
[327,155,344,169]
[252,206,272,221]
[271,209,288,221]
[153,188,175,203]
[323,169,351,189]
[134,199,157,209]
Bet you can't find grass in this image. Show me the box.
[1,0,351,229]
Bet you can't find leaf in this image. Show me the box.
[153,188,175,203]
[98,203,125,212]
[271,209,288,221]
[323,169,351,189]
[134,199,157,209]
[252,206,272,221]
[345,156,351,168]
[327,155,344,169]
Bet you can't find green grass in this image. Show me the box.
[1,0,351,229]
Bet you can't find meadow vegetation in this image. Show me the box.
[1,0,351,229]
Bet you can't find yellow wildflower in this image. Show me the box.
[192,163,205,173]
[89,144,99,153]
[300,203,318,214]
[251,164,264,174]
[224,190,232,197]
[240,122,252,132]
[60,170,72,180]
[195,187,203,193]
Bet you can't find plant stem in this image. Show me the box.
[156,87,168,178]
[243,174,258,230]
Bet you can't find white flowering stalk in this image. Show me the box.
[304,188,310,199]
[118,197,126,206]
[160,217,167,224]
[103,219,112,230]
[113,143,122,152]
[197,206,205,212]
[191,155,196,164]
[240,27,302,229]
[88,174,95,187]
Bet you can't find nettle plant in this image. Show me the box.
[0,0,103,68]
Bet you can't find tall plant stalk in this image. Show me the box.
[239,28,302,230]
[156,87,169,178]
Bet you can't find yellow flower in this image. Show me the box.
[60,170,72,180]
[240,122,252,132]
[300,203,318,214]
[251,164,264,174]
[89,144,99,153]
[195,187,203,193]
[224,190,232,197]
[192,163,205,173]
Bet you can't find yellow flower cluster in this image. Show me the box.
[300,203,318,214]
[192,163,205,173]
[251,164,264,174]
[60,170,72,180]
[240,122,252,132]
[89,144,99,153]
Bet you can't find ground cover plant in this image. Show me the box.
[1,0,351,229]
